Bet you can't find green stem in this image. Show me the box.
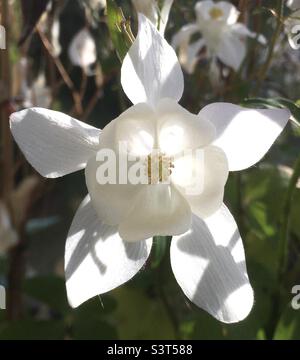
[235,172,247,235]
[155,237,181,340]
[278,155,300,278]
[266,155,300,339]
[255,0,284,92]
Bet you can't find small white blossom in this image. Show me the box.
[172,0,266,73]
[68,28,97,75]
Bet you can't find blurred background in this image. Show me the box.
[1,0,300,340]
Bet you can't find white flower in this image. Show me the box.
[0,202,18,256]
[132,0,173,34]
[68,28,97,75]
[10,15,290,323]
[172,0,266,73]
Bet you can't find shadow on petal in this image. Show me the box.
[171,209,253,323]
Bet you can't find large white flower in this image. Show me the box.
[10,15,290,323]
[172,0,265,73]
[132,0,173,34]
[68,28,97,75]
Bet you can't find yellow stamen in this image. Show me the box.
[209,7,224,20]
[146,152,174,184]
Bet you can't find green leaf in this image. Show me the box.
[242,97,283,109]
[0,320,65,340]
[72,297,118,340]
[23,276,69,314]
[107,0,133,62]
[242,97,299,126]
[274,304,300,340]
[112,287,176,339]
[248,201,276,238]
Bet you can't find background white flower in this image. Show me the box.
[10,14,290,323]
[68,28,97,75]
[172,0,266,73]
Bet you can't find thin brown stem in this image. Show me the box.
[36,25,83,116]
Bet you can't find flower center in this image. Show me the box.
[145,151,174,184]
[209,7,224,20]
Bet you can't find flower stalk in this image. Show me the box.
[278,154,300,278]
[256,0,284,90]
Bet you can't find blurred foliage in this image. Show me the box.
[0,0,300,340]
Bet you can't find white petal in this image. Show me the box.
[172,24,199,49]
[216,1,240,25]
[118,184,192,242]
[121,14,184,107]
[172,24,205,74]
[170,205,254,323]
[183,39,206,74]
[195,0,215,22]
[68,29,96,72]
[231,23,266,45]
[160,0,174,34]
[85,154,144,226]
[217,31,246,71]
[199,103,290,171]
[110,103,156,157]
[10,108,100,178]
[157,98,215,155]
[172,146,228,218]
[132,0,158,27]
[132,0,173,35]
[195,1,239,25]
[65,196,152,308]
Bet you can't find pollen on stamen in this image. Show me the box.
[209,7,224,20]
[145,152,174,184]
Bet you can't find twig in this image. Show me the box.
[36,25,83,116]
[82,88,102,122]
